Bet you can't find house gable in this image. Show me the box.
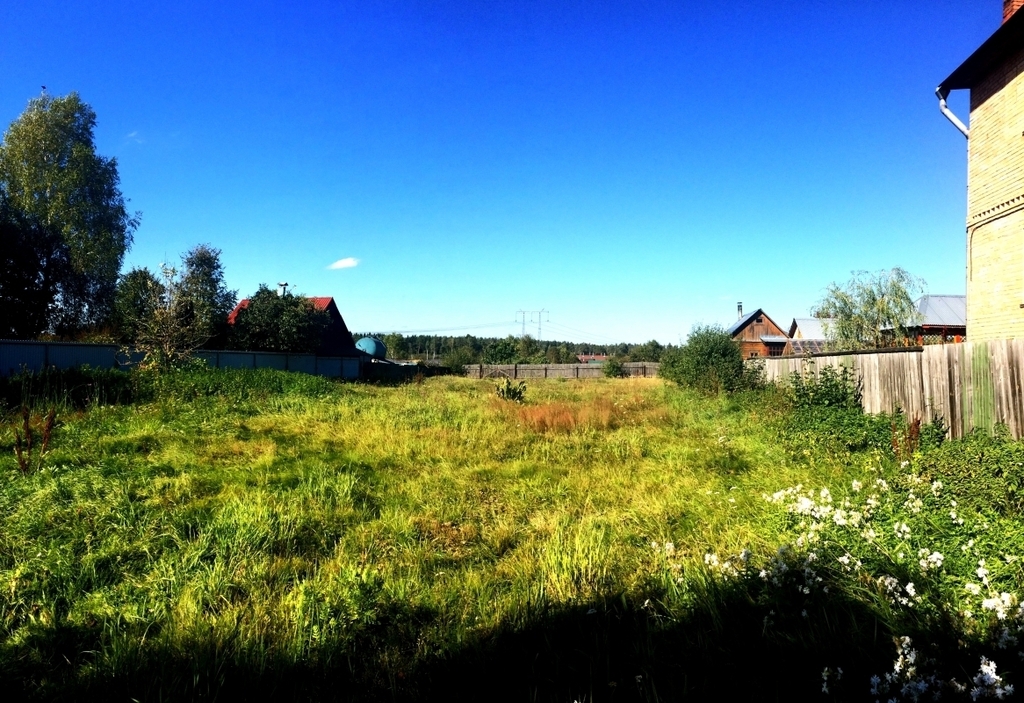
[727,308,791,358]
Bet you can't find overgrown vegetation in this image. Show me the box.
[659,324,762,394]
[1,366,1022,701]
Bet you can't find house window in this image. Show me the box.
[749,351,759,358]
[755,316,763,323]
[767,346,784,357]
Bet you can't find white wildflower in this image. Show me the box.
[918,551,944,571]
[851,479,863,492]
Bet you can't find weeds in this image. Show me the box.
[0,369,1022,701]
[495,378,526,402]
[11,405,55,474]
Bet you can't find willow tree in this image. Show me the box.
[812,268,925,351]
[0,91,139,332]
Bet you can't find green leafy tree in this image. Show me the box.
[112,267,164,343]
[483,336,519,364]
[545,344,577,364]
[603,356,625,378]
[132,264,212,369]
[0,191,68,338]
[442,346,477,373]
[0,91,140,332]
[659,324,744,394]
[179,244,236,346]
[812,268,925,350]
[628,339,664,362]
[228,286,330,353]
[381,333,407,360]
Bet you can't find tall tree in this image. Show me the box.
[0,91,139,332]
[178,244,236,346]
[0,190,69,338]
[112,267,165,344]
[812,268,925,350]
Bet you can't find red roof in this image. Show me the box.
[309,297,333,312]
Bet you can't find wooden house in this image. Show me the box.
[727,306,791,358]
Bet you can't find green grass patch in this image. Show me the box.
[0,369,1021,700]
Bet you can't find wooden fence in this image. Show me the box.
[463,362,660,379]
[762,341,1024,439]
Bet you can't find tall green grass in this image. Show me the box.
[0,368,1020,700]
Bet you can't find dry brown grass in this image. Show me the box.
[516,398,622,433]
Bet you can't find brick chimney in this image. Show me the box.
[1004,0,1024,23]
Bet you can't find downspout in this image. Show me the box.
[936,87,970,138]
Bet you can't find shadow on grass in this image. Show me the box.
[5,574,955,703]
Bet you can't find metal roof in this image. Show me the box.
[939,9,1024,94]
[726,309,761,336]
[916,295,966,328]
[788,317,831,340]
[760,335,789,344]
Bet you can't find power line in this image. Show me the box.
[385,321,517,335]
[543,320,626,345]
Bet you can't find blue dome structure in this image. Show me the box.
[356,336,388,360]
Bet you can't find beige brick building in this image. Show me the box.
[939,1,1024,341]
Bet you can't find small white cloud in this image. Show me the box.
[328,257,359,270]
[124,131,143,144]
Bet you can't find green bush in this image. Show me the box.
[659,325,745,394]
[790,364,862,409]
[602,356,625,378]
[442,346,477,374]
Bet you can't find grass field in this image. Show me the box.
[1,369,1023,701]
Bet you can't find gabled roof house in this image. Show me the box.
[728,305,791,358]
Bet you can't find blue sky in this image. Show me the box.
[0,1,995,343]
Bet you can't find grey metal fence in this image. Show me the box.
[0,340,362,380]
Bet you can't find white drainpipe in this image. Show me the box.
[936,87,970,138]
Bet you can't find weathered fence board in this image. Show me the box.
[463,362,659,380]
[763,341,1024,439]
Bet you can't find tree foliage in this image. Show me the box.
[113,267,164,344]
[0,192,69,338]
[627,340,664,362]
[132,264,218,369]
[0,91,139,332]
[179,244,236,346]
[227,286,330,354]
[659,325,745,394]
[812,268,925,351]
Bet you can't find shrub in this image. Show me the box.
[790,364,862,409]
[602,356,625,378]
[442,346,477,374]
[659,325,744,394]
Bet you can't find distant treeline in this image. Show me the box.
[353,333,670,367]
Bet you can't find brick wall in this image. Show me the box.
[966,45,1024,341]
